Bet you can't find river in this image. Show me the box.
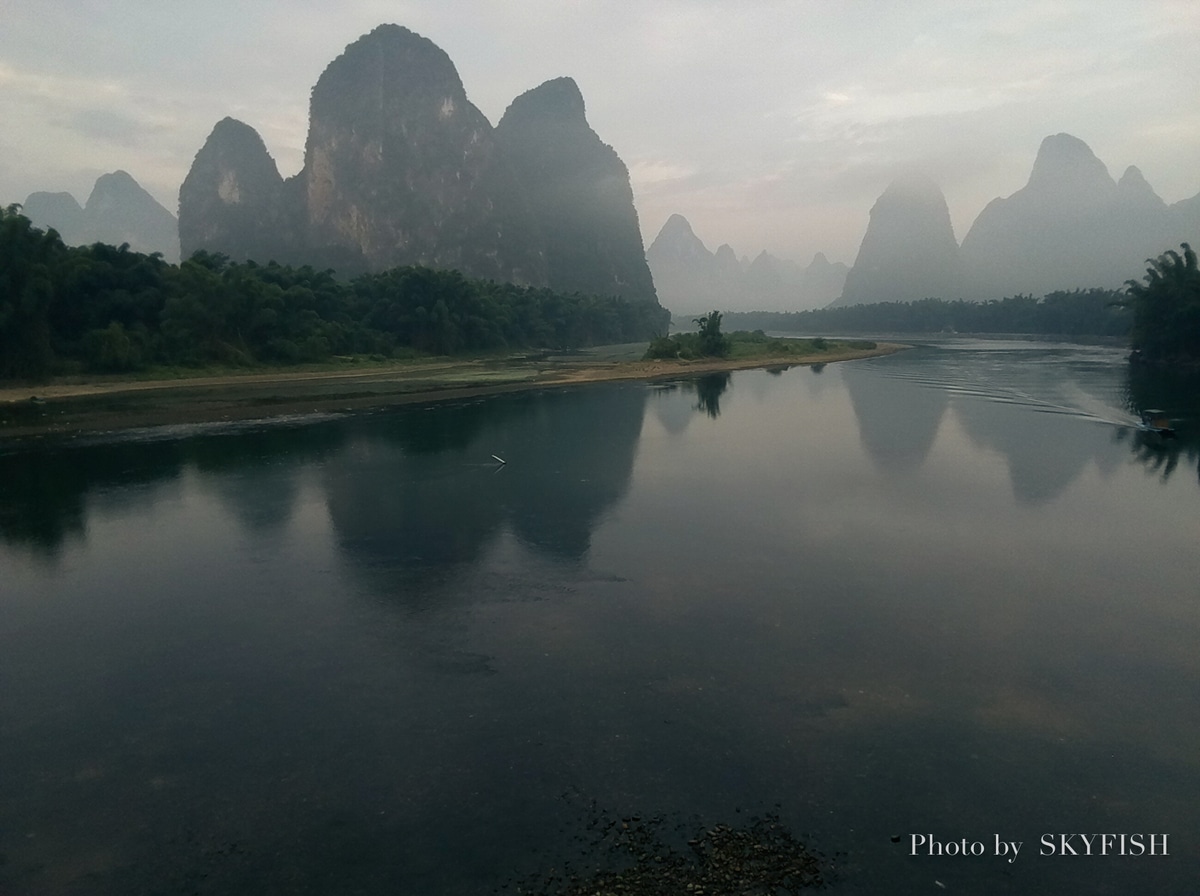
[1,337,1196,894]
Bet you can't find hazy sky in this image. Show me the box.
[2,1,1197,265]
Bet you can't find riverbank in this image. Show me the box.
[0,341,905,441]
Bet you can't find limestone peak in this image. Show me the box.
[1026,133,1114,194]
[499,77,587,128]
[1117,165,1166,209]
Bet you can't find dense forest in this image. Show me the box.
[0,206,668,380]
[719,289,1131,338]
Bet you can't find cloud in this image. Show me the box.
[66,109,159,146]
[628,159,702,190]
[2,0,1198,262]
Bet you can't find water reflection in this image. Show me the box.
[2,342,1199,896]
[649,373,733,432]
[650,383,694,435]
[952,399,1099,503]
[3,345,1193,572]
[186,422,346,532]
[843,341,1150,503]
[1124,361,1200,484]
[0,440,183,557]
[843,360,948,473]
[0,420,347,557]
[0,385,672,579]
[945,343,1134,502]
[692,372,731,418]
[318,386,650,599]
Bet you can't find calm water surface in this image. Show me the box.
[1,338,1197,894]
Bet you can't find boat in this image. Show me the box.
[1136,409,1176,439]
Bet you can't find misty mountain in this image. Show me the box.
[22,171,179,261]
[959,133,1198,299]
[831,134,1200,307]
[20,192,87,245]
[495,77,657,303]
[645,214,846,312]
[179,24,659,309]
[830,174,961,308]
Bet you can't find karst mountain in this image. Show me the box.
[646,214,847,312]
[178,24,659,307]
[835,134,1200,306]
[22,170,179,261]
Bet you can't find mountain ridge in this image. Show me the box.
[23,170,179,261]
[178,24,659,309]
[832,134,1200,306]
[646,215,847,312]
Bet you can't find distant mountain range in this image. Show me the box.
[655,133,1199,312]
[837,134,1200,306]
[21,170,179,262]
[178,24,659,308]
[646,214,848,313]
[15,70,1199,316]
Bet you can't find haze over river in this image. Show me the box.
[2,338,1197,894]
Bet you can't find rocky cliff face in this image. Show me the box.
[24,171,179,261]
[831,175,961,307]
[645,214,846,312]
[298,24,545,284]
[179,24,659,305]
[496,77,656,302]
[178,117,295,265]
[958,134,1187,297]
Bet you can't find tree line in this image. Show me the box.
[0,206,668,380]
[719,289,1131,339]
[719,242,1200,365]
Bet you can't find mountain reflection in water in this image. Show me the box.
[325,386,648,598]
[0,339,1198,896]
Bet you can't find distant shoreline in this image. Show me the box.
[0,342,906,441]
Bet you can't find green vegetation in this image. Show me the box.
[0,206,668,381]
[646,310,730,359]
[724,330,875,359]
[1123,243,1200,364]
[719,289,1130,338]
[646,312,874,362]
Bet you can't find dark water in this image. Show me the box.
[1,339,1197,895]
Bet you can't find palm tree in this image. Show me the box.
[1124,243,1200,362]
[692,309,728,356]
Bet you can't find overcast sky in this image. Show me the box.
[2,1,1197,265]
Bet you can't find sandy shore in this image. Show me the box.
[0,342,905,441]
